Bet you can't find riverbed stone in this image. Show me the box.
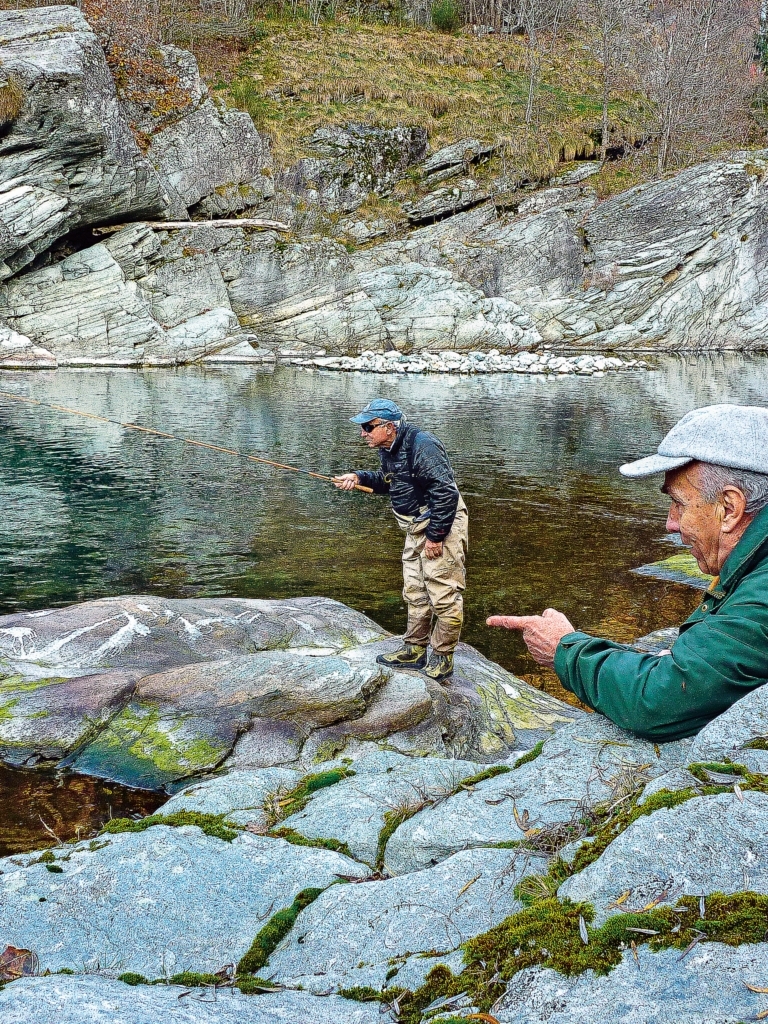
[493,941,768,1024]
[266,846,543,993]
[558,791,768,923]
[0,975,382,1024]
[0,596,577,786]
[0,667,139,768]
[0,826,365,977]
[276,749,486,866]
[384,715,691,875]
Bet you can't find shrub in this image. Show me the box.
[430,0,461,33]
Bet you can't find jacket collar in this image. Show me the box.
[716,504,768,594]
[384,418,411,458]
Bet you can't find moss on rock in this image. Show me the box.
[237,886,326,974]
[101,810,239,842]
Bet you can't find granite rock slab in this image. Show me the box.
[0,826,365,976]
[559,791,768,923]
[266,846,544,993]
[494,941,768,1024]
[0,975,382,1024]
[385,715,691,875]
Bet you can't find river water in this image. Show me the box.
[0,354,765,851]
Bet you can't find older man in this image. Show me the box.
[334,398,468,683]
[488,404,768,741]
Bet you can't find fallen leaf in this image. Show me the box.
[467,1015,502,1024]
[756,1009,768,1020]
[625,927,660,935]
[0,946,38,981]
[631,939,640,968]
[608,890,631,908]
[485,797,506,805]
[654,744,661,758]
[579,915,589,944]
[734,782,744,802]
[745,983,768,994]
[458,874,481,896]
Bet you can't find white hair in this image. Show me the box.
[697,463,768,515]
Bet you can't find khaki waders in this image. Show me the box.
[395,495,468,655]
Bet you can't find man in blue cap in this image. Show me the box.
[334,398,468,683]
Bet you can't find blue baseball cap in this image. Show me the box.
[350,398,404,425]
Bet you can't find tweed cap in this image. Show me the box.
[620,404,768,478]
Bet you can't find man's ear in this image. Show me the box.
[720,486,749,533]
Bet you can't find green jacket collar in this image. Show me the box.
[717,504,768,594]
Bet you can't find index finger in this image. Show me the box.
[486,615,541,630]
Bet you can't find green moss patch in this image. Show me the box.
[513,740,545,769]
[238,886,325,974]
[456,764,512,788]
[744,737,768,750]
[101,810,238,843]
[268,766,356,825]
[375,805,421,871]
[268,826,354,859]
[118,972,149,986]
[390,891,768,1019]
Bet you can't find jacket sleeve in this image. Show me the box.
[411,435,460,541]
[554,593,768,741]
[353,468,390,494]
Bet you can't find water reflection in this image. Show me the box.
[3,355,763,682]
[0,765,162,857]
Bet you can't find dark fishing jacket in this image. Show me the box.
[355,419,460,542]
[554,503,768,741]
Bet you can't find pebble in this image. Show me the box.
[272,350,649,377]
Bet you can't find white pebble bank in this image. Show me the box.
[267,349,649,377]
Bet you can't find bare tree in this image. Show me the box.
[636,0,759,173]
[577,0,641,161]
[519,0,573,124]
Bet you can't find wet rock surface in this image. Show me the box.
[0,595,575,784]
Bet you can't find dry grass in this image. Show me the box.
[198,18,645,168]
[0,75,24,125]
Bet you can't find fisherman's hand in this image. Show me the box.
[424,539,443,560]
[333,473,359,491]
[486,608,575,668]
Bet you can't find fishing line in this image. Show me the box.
[0,390,373,493]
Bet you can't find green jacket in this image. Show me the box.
[554,505,768,741]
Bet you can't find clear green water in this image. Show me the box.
[0,354,765,849]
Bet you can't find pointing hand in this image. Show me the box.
[486,608,576,668]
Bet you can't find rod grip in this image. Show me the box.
[353,484,374,494]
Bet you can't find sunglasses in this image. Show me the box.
[361,420,384,433]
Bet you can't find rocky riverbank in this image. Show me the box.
[276,349,649,376]
[2,6,768,369]
[0,594,766,1021]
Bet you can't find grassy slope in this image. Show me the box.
[196,17,648,189]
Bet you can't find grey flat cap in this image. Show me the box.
[620,404,768,478]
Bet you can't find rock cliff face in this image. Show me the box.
[2,7,768,364]
[0,595,766,1022]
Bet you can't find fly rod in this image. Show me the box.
[0,390,374,493]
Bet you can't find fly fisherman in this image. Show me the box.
[334,399,468,683]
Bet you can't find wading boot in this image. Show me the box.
[376,643,428,669]
[423,652,454,683]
